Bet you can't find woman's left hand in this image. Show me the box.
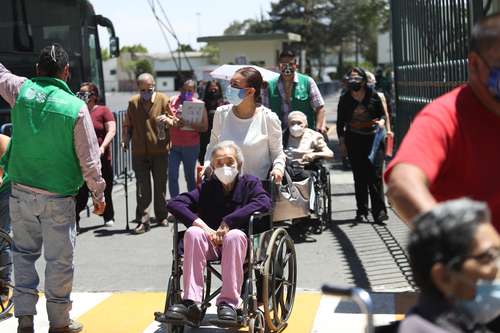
[99,146,105,156]
[373,119,385,129]
[215,222,230,246]
[270,168,284,184]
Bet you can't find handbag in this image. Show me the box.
[272,169,311,222]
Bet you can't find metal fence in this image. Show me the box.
[390,0,492,147]
[112,110,133,181]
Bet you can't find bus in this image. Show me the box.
[0,0,119,125]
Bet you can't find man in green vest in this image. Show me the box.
[265,49,327,133]
[0,44,106,333]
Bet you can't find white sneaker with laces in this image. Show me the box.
[104,220,114,227]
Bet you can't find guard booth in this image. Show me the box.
[390,0,499,149]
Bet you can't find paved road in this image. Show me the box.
[1,92,418,332]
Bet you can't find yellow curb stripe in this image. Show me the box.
[76,292,166,333]
[283,292,322,333]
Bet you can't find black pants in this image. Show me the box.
[345,131,386,218]
[76,156,115,222]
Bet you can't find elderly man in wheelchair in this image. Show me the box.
[164,140,272,327]
[280,111,333,232]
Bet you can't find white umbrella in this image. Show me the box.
[210,64,280,82]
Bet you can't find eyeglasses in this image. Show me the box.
[468,247,500,266]
[76,91,94,99]
[447,246,500,270]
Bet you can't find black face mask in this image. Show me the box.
[349,81,362,92]
[281,63,295,76]
[206,89,222,99]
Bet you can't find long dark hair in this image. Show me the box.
[203,80,223,110]
[235,67,263,104]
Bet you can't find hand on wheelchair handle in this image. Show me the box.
[270,168,283,184]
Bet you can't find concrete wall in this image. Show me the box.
[377,31,392,65]
[212,40,284,69]
[103,58,118,92]
[154,56,211,80]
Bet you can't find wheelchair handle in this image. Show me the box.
[321,285,374,333]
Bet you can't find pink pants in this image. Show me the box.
[182,226,247,308]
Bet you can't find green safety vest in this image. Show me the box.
[8,77,84,195]
[268,73,316,128]
[0,142,10,193]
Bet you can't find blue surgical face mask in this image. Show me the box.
[226,85,246,106]
[479,54,500,100]
[140,89,154,101]
[487,68,500,100]
[180,91,193,101]
[459,279,500,324]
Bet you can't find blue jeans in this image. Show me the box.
[0,188,11,283]
[10,185,76,328]
[168,145,200,198]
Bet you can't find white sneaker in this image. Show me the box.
[104,220,114,227]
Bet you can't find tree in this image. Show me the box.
[200,44,219,64]
[176,43,194,52]
[134,59,154,77]
[120,44,148,54]
[101,48,110,61]
[268,0,332,75]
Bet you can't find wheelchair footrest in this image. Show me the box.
[209,315,244,328]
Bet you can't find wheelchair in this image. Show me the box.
[154,210,298,333]
[321,284,401,333]
[277,159,332,234]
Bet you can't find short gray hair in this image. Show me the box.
[210,140,244,169]
[409,198,490,293]
[137,73,155,84]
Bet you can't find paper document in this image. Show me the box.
[180,101,205,131]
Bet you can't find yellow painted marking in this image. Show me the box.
[77,292,166,333]
[282,292,322,333]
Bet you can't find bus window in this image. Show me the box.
[88,31,103,94]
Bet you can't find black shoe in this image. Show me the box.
[373,211,389,225]
[134,222,150,234]
[165,300,202,326]
[17,315,34,333]
[217,302,237,322]
[355,214,369,223]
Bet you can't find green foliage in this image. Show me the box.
[200,44,220,64]
[120,44,148,54]
[223,19,271,35]
[221,0,390,71]
[101,48,110,61]
[133,59,154,77]
[176,44,195,52]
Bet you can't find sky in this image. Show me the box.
[92,0,273,54]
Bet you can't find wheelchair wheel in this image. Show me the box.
[0,229,13,321]
[322,171,332,227]
[262,228,297,332]
[248,309,267,333]
[155,276,184,333]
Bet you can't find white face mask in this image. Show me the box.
[290,124,305,137]
[214,165,238,185]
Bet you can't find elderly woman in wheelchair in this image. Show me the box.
[283,111,333,179]
[278,111,333,232]
[165,140,272,326]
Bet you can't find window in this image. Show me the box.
[88,31,102,88]
[110,69,116,75]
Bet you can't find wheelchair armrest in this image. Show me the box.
[248,210,273,235]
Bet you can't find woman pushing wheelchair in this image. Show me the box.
[165,140,272,326]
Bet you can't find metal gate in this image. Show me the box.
[390,0,495,147]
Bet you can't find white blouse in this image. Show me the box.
[204,104,286,180]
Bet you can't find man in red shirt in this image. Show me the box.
[385,13,500,233]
